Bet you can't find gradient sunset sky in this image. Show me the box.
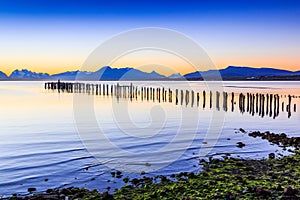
[0,0,299,76]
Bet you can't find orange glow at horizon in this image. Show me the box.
[1,54,300,76]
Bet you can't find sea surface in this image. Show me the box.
[0,81,300,196]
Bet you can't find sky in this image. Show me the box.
[0,0,300,76]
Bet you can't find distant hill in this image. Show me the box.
[52,66,166,80]
[168,73,184,79]
[184,66,300,80]
[51,70,91,80]
[0,71,8,79]
[9,69,51,80]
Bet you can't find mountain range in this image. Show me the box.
[1,66,300,81]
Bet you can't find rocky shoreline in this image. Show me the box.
[7,130,300,200]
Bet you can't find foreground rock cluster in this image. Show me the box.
[9,130,300,200]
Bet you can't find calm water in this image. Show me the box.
[0,81,300,196]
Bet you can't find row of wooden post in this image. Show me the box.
[44,81,297,118]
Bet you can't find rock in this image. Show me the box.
[269,153,275,159]
[284,186,298,196]
[236,142,246,148]
[27,188,36,193]
[187,172,195,178]
[46,188,54,193]
[116,171,122,175]
[276,185,283,191]
[60,188,71,195]
[256,187,271,196]
[110,172,115,177]
[239,128,246,133]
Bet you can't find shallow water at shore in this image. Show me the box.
[0,81,300,196]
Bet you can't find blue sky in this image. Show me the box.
[0,0,299,75]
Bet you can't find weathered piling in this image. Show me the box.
[169,88,172,103]
[287,95,292,118]
[216,91,220,111]
[175,89,178,105]
[44,81,296,119]
[231,92,234,112]
[191,90,194,107]
[185,90,189,106]
[223,92,228,112]
[247,93,250,112]
[209,91,212,109]
[203,91,206,109]
[181,90,184,105]
[261,94,265,117]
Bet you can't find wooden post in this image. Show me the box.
[185,90,189,106]
[181,90,184,105]
[269,94,273,117]
[203,90,206,109]
[216,91,220,111]
[231,92,234,112]
[209,91,212,109]
[191,90,194,107]
[175,89,178,105]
